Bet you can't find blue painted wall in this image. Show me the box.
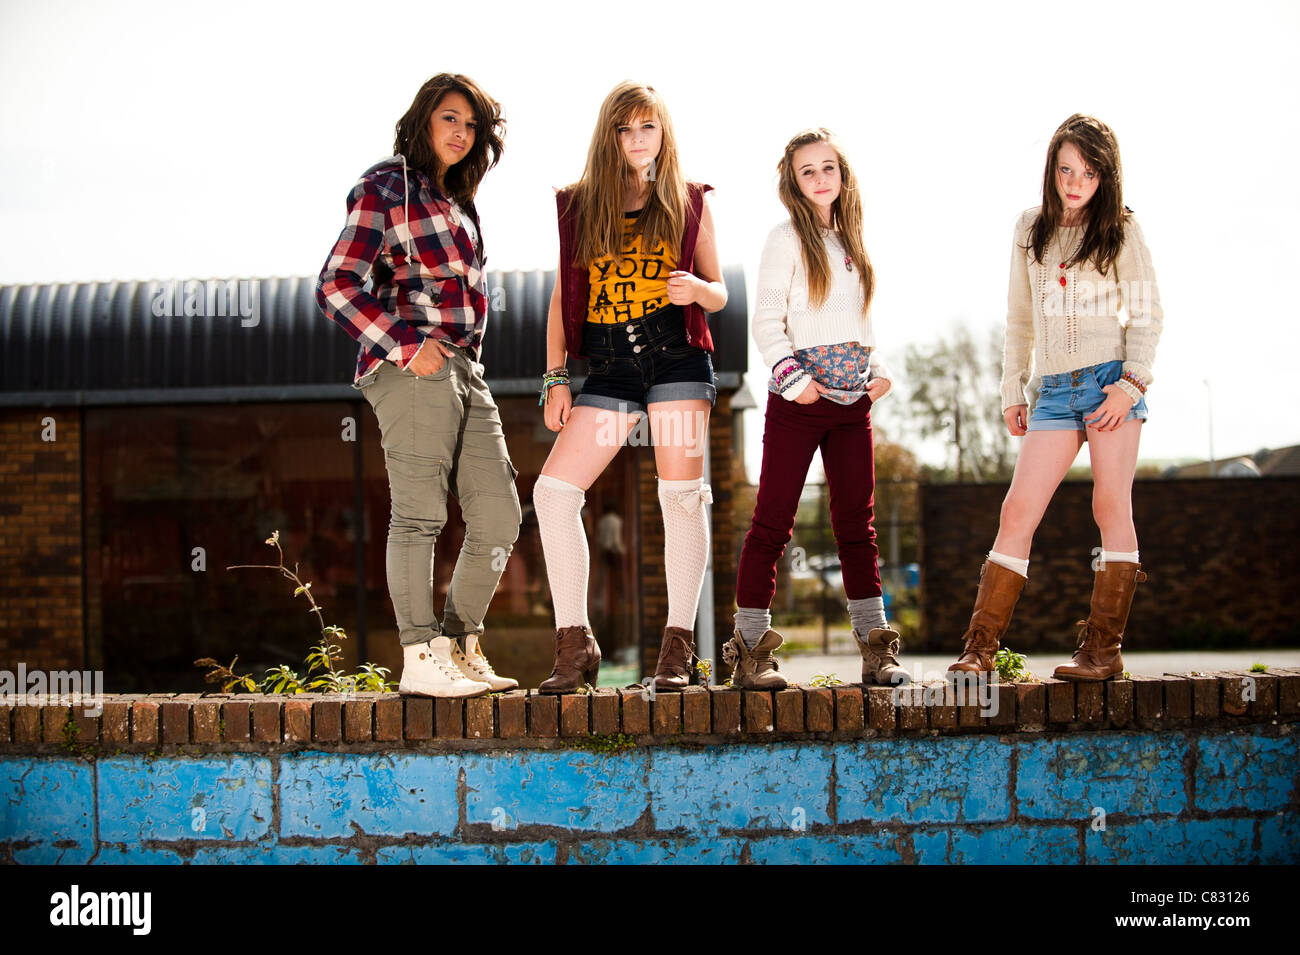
[3,727,1296,864]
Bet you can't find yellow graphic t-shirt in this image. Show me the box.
[586,213,679,323]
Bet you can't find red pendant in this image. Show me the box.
[1059,276,1067,287]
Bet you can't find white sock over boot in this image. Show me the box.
[658,477,713,630]
[533,474,591,630]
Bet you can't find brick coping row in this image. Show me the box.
[0,668,1295,753]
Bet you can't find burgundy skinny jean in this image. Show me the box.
[736,390,882,608]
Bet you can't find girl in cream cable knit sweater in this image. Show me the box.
[948,114,1164,685]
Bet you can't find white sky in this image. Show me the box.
[2,0,1298,476]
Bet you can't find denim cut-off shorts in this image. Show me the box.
[1029,359,1149,432]
[574,304,717,417]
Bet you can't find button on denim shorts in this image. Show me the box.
[574,304,717,417]
[1028,359,1149,432]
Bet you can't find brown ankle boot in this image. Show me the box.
[947,559,1027,676]
[722,630,788,690]
[1054,561,1147,681]
[538,625,601,693]
[652,626,695,691]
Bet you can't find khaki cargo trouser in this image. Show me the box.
[359,345,522,646]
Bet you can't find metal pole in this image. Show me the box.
[695,437,716,682]
[1205,378,1215,477]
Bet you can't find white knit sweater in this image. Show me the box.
[751,220,892,400]
[1001,207,1163,410]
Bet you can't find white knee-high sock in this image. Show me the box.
[533,475,590,629]
[658,477,712,630]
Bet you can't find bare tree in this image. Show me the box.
[899,323,1015,482]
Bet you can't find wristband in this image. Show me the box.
[539,368,570,406]
[1120,371,1147,395]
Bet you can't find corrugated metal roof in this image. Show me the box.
[0,266,748,406]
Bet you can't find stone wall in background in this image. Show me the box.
[919,476,1300,653]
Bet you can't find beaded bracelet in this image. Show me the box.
[539,368,570,406]
[772,357,801,384]
[1120,371,1148,394]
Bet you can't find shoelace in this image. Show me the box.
[875,641,901,668]
[1073,620,1107,652]
[962,625,996,652]
[462,648,498,677]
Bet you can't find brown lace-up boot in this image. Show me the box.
[722,630,788,690]
[538,625,601,693]
[855,627,911,685]
[947,559,1027,676]
[1054,561,1148,681]
[652,626,695,691]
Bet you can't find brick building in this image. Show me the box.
[0,270,752,691]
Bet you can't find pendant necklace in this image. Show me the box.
[826,226,852,271]
[1057,223,1082,287]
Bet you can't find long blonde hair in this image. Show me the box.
[566,82,690,267]
[777,128,874,310]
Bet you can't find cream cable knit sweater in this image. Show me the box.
[751,220,892,400]
[1001,207,1163,410]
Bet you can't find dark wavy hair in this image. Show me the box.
[1026,113,1130,276]
[393,73,505,209]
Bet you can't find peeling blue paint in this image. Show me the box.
[279,752,458,839]
[913,824,1080,864]
[837,737,1011,823]
[1,727,1291,864]
[1085,818,1256,864]
[459,749,648,833]
[97,756,272,842]
[650,745,832,832]
[1196,732,1298,812]
[1016,734,1186,819]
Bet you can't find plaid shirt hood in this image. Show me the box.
[316,154,489,388]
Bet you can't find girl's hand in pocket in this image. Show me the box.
[1004,404,1029,436]
[793,378,826,404]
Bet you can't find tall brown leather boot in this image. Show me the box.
[538,625,601,693]
[1054,561,1147,682]
[652,626,695,691]
[947,559,1027,676]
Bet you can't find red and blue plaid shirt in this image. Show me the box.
[316,156,488,388]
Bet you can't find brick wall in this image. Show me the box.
[2,668,1296,863]
[920,476,1300,653]
[0,409,83,672]
[637,394,737,677]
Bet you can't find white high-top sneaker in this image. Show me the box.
[398,636,492,698]
[451,635,519,692]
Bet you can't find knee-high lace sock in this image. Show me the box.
[533,475,590,630]
[658,477,713,631]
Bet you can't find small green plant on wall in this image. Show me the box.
[994,647,1034,683]
[195,530,395,694]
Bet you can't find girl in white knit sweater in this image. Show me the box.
[726,128,908,690]
[948,114,1163,683]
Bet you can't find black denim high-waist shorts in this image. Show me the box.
[574,304,717,416]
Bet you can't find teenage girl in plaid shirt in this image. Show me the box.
[316,74,521,699]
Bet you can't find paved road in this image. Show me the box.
[777,649,1300,685]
